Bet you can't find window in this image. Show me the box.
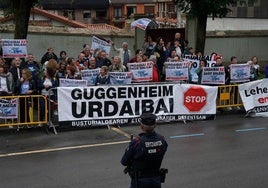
[96,10,107,18]
[234,0,260,7]
[83,11,91,19]
[144,6,154,14]
[127,6,136,18]
[63,10,75,20]
[114,7,122,18]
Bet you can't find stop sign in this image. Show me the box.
[184,86,207,112]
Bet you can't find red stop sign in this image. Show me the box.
[184,86,207,112]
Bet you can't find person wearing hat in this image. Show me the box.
[121,113,168,188]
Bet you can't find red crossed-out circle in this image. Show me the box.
[184,86,207,112]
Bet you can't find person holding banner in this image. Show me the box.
[109,56,126,72]
[196,58,207,85]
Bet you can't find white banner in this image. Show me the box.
[183,55,216,83]
[91,36,111,57]
[81,69,100,86]
[0,98,18,119]
[230,64,250,83]
[109,72,132,85]
[59,79,87,87]
[238,79,268,117]
[165,61,189,81]
[201,66,225,85]
[57,84,218,127]
[1,39,27,58]
[128,61,153,82]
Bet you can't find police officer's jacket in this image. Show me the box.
[121,131,168,176]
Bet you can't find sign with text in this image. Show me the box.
[1,39,27,58]
[109,72,132,85]
[238,79,268,117]
[128,61,153,82]
[165,61,189,81]
[81,69,100,86]
[230,64,250,83]
[201,66,225,85]
[0,98,18,119]
[57,84,218,127]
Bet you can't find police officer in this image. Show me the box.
[121,113,168,188]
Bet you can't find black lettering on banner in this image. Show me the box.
[95,88,105,99]
[135,100,140,115]
[72,102,86,118]
[169,98,174,113]
[192,62,198,68]
[89,102,102,117]
[106,88,117,99]
[120,101,134,116]
[84,88,94,100]
[155,98,168,113]
[104,101,118,116]
[163,85,173,96]
[149,86,158,97]
[118,87,127,98]
[71,88,82,100]
[142,99,154,113]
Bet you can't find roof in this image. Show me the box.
[39,0,110,10]
[0,7,121,31]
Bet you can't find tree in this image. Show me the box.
[174,0,255,54]
[1,0,38,39]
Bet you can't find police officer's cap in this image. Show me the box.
[140,113,157,126]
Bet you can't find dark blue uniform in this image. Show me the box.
[121,131,168,188]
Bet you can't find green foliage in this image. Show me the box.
[174,0,257,18]
[0,0,39,16]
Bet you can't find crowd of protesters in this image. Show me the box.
[0,33,267,126]
[0,32,267,97]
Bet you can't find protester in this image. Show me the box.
[88,57,97,69]
[39,59,59,123]
[142,35,156,57]
[153,37,168,81]
[247,60,258,81]
[251,56,260,79]
[9,57,23,84]
[40,47,58,65]
[58,50,68,63]
[15,68,36,123]
[121,113,168,188]
[95,50,112,68]
[112,41,132,67]
[57,60,67,79]
[65,65,76,79]
[0,64,14,96]
[25,54,40,85]
[130,49,143,63]
[95,66,110,85]
[109,56,126,72]
[196,58,208,85]
[149,55,160,82]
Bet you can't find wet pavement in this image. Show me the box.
[0,113,267,188]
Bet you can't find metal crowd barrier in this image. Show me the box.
[0,84,244,134]
[0,95,48,130]
[216,84,243,109]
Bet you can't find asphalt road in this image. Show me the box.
[0,113,268,188]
